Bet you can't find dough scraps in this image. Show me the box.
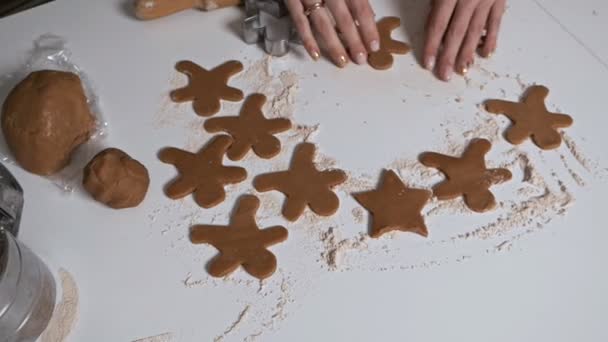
[158,135,247,208]
[485,85,573,150]
[1,70,95,175]
[83,148,150,209]
[353,169,431,238]
[170,60,244,117]
[419,139,512,213]
[368,17,410,70]
[253,143,347,221]
[190,195,288,279]
[204,93,292,160]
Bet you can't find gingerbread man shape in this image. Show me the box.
[368,16,410,70]
[204,93,292,161]
[190,195,288,279]
[419,139,512,213]
[159,135,247,208]
[170,60,244,117]
[354,170,432,239]
[253,143,347,221]
[485,85,573,150]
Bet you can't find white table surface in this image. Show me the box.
[1,0,607,341]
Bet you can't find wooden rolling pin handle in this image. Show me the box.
[134,0,241,20]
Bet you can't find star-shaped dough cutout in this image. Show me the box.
[190,195,288,279]
[170,60,244,117]
[485,85,573,150]
[419,139,512,213]
[204,93,292,161]
[253,143,347,221]
[368,16,410,70]
[159,135,247,208]
[353,169,431,238]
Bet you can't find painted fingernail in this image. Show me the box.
[441,67,453,81]
[311,50,320,60]
[338,55,348,67]
[355,52,367,65]
[370,40,380,52]
[425,56,435,70]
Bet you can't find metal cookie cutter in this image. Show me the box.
[242,0,300,57]
[0,162,23,237]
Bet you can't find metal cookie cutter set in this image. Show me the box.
[0,163,56,342]
[242,0,300,56]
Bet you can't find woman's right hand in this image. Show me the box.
[285,0,380,67]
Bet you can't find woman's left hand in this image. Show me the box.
[423,0,507,81]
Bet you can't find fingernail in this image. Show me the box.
[486,51,493,58]
[425,56,436,70]
[370,40,380,52]
[441,67,452,81]
[355,52,367,65]
[311,50,320,60]
[338,55,348,67]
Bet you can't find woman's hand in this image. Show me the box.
[285,0,380,67]
[423,0,506,81]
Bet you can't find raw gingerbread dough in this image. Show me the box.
[1,70,95,175]
[170,60,244,117]
[190,195,288,279]
[253,143,347,221]
[354,169,431,238]
[485,85,573,150]
[204,93,291,160]
[159,135,247,208]
[419,139,512,213]
[368,17,410,70]
[83,148,150,209]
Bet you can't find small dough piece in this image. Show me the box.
[485,85,573,150]
[1,70,95,175]
[204,93,291,160]
[159,135,247,208]
[190,195,288,279]
[419,139,512,213]
[354,169,431,238]
[368,17,410,70]
[253,143,347,221]
[170,60,244,117]
[83,148,150,209]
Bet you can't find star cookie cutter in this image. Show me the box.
[242,0,300,57]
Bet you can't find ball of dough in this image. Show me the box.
[83,148,150,209]
[1,70,95,175]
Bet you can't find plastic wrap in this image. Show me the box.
[0,34,108,192]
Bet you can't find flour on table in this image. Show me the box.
[40,268,79,342]
[132,332,174,342]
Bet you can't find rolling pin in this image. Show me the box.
[134,0,242,20]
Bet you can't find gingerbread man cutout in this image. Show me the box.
[204,93,292,161]
[159,135,247,208]
[190,195,288,279]
[368,17,410,70]
[170,60,244,117]
[253,143,347,221]
[419,139,512,213]
[485,85,573,150]
[354,170,432,239]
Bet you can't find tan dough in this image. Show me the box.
[354,169,431,238]
[159,135,247,208]
[1,70,95,175]
[485,85,573,150]
[368,17,410,70]
[83,148,150,209]
[253,143,347,221]
[419,139,512,213]
[170,60,244,117]
[190,195,288,279]
[204,93,292,161]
